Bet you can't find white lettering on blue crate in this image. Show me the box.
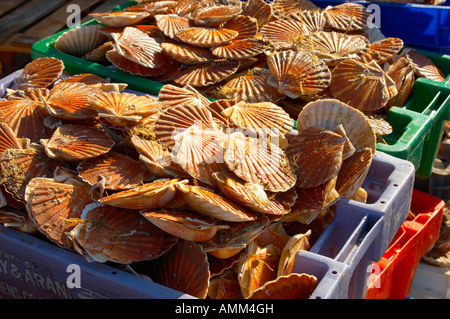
[367,4,381,29]
[66,264,81,289]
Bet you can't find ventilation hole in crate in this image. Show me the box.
[331,270,338,275]
[380,201,385,204]
[393,184,398,187]
[315,296,322,299]
[111,271,117,275]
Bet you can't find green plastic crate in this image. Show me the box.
[30,1,450,180]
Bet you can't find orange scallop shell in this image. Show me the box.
[205,99,237,127]
[222,15,258,41]
[260,18,309,49]
[212,39,266,60]
[124,1,178,16]
[271,0,319,19]
[208,269,243,299]
[254,222,291,251]
[333,124,356,160]
[323,3,370,31]
[89,10,151,27]
[148,240,209,298]
[82,41,114,63]
[55,25,108,57]
[161,41,215,65]
[157,83,210,108]
[267,50,331,99]
[290,10,326,33]
[386,57,415,109]
[360,37,404,65]
[0,207,37,234]
[69,202,177,263]
[14,57,64,90]
[175,27,239,48]
[77,151,150,191]
[166,0,202,17]
[140,209,230,241]
[241,0,273,29]
[61,73,111,85]
[366,115,393,136]
[25,175,94,248]
[248,273,318,299]
[402,48,446,82]
[277,231,311,277]
[0,123,24,155]
[40,124,114,161]
[155,14,195,39]
[172,60,240,87]
[193,5,242,27]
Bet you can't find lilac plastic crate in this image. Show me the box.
[0,71,415,299]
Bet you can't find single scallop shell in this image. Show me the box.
[141,209,230,241]
[298,31,370,66]
[172,60,240,87]
[0,206,37,234]
[77,151,150,191]
[221,101,294,135]
[237,241,281,298]
[175,27,238,48]
[241,0,273,29]
[62,73,111,85]
[55,25,108,57]
[155,14,195,39]
[323,3,370,32]
[68,202,177,263]
[332,124,356,160]
[286,126,345,188]
[161,41,215,65]
[176,183,259,222]
[267,50,331,99]
[385,57,415,109]
[296,98,377,153]
[205,99,237,127]
[360,37,404,65]
[260,18,309,49]
[218,131,296,192]
[157,83,210,108]
[330,59,398,112]
[212,39,266,60]
[220,68,286,103]
[254,222,291,251]
[222,15,258,41]
[24,175,94,248]
[208,269,243,299]
[0,123,25,154]
[277,230,311,277]
[82,40,114,63]
[248,273,318,299]
[13,57,64,90]
[124,1,178,16]
[366,115,393,136]
[271,0,318,19]
[40,124,114,161]
[290,10,326,33]
[402,48,446,82]
[89,10,150,27]
[193,5,242,27]
[148,240,209,298]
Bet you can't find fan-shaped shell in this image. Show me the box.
[69,203,177,263]
[124,1,178,16]
[222,15,258,42]
[298,31,370,66]
[55,25,108,57]
[286,126,345,188]
[148,240,209,298]
[193,5,242,27]
[157,83,210,108]
[220,68,286,103]
[40,124,114,161]
[82,41,114,63]
[77,152,150,191]
[386,57,415,109]
[277,231,311,277]
[222,101,294,135]
[208,269,243,299]
[260,18,309,49]
[296,98,377,153]
[271,0,318,19]
[155,14,195,39]
[212,39,266,60]
[0,123,24,154]
[267,50,331,99]
[172,60,240,87]
[241,0,273,29]
[176,183,258,222]
[360,37,404,65]
[14,57,64,90]
[290,10,326,33]
[366,115,393,136]
[205,99,236,127]
[175,27,238,48]
[330,59,398,112]
[254,222,291,251]
[323,3,370,31]
[402,48,446,82]
[0,207,37,234]
[248,273,318,299]
[141,209,230,241]
[218,131,296,192]
[89,10,150,27]
[161,41,215,65]
[166,0,202,17]
[25,176,94,248]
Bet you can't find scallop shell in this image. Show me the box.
[0,123,24,154]
[323,3,370,31]
[271,0,319,19]
[296,98,377,153]
[212,39,266,60]
[13,57,64,90]
[277,231,311,277]
[366,115,393,136]
[68,202,177,263]
[175,27,239,48]
[360,37,404,65]
[157,83,210,108]
[0,99,52,143]
[237,241,281,298]
[218,131,296,192]
[220,68,286,103]
[112,27,165,69]
[205,99,236,127]
[267,50,331,99]
[24,175,94,248]
[248,273,318,299]
[172,60,240,87]
[222,15,258,41]
[221,101,294,135]
[55,25,108,57]
[124,1,178,16]
[290,10,326,33]
[298,31,370,66]
[77,151,150,191]
[155,14,195,39]
[62,73,111,85]
[166,0,202,17]
[0,207,37,234]
[106,48,172,77]
[241,0,273,29]
[402,48,446,82]
[385,57,415,109]
[82,40,114,63]
[148,240,209,298]
[208,269,243,299]
[330,59,398,112]
[193,5,242,27]
[89,10,151,27]
[286,126,345,188]
[176,183,258,222]
[141,209,230,241]
[98,178,186,209]
[172,126,228,186]
[254,222,291,251]
[333,124,356,160]
[40,124,114,161]
[200,214,270,259]
[260,18,309,49]
[161,41,215,65]
[45,82,102,120]
[154,99,218,149]
[335,147,373,199]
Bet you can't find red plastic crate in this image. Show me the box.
[366,189,444,299]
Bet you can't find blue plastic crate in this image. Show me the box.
[310,0,450,54]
